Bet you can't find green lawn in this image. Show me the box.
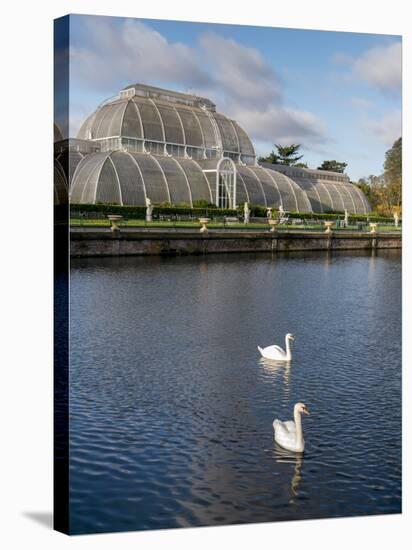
[70,219,270,229]
[70,218,401,232]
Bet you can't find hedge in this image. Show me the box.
[247,206,393,222]
[70,203,238,219]
[70,203,395,223]
[284,211,393,223]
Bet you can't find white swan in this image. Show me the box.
[273,402,310,452]
[258,333,295,361]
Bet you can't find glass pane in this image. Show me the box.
[70,153,108,203]
[129,153,169,204]
[111,151,146,205]
[157,104,184,145]
[237,166,266,205]
[156,156,191,205]
[247,166,281,207]
[95,158,121,204]
[177,108,203,147]
[133,98,163,141]
[233,121,255,156]
[213,114,238,152]
[176,159,213,204]
[122,101,143,139]
[196,111,217,148]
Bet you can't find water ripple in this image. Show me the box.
[69,251,401,534]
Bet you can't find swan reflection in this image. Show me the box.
[259,358,291,393]
[273,443,303,501]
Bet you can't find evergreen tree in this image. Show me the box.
[257,151,279,164]
[274,144,303,165]
[318,160,347,173]
[258,144,303,166]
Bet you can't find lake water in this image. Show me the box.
[69,250,401,534]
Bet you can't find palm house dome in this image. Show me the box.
[77,83,256,164]
[68,83,371,214]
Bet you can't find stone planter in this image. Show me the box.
[268,218,279,233]
[198,217,210,233]
[369,223,378,234]
[107,215,123,232]
[324,221,334,234]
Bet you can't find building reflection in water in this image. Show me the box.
[324,250,332,269]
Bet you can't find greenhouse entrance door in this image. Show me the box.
[216,158,236,209]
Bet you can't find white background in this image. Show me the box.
[0,0,410,548]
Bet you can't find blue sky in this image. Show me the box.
[59,14,402,180]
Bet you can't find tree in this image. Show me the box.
[317,160,347,173]
[257,151,279,164]
[354,137,402,216]
[258,144,303,166]
[355,175,386,214]
[384,137,402,210]
[275,144,303,165]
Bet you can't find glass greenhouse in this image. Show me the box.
[58,83,371,213]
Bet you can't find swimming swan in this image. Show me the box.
[273,402,310,452]
[258,333,294,361]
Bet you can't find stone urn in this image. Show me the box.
[107,214,123,232]
[268,218,279,232]
[369,222,378,234]
[198,217,210,233]
[324,221,334,234]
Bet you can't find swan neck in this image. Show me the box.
[285,336,292,360]
[294,409,304,448]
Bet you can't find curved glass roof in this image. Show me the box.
[55,149,84,184]
[77,95,255,158]
[71,151,338,212]
[239,165,312,212]
[71,151,214,207]
[263,164,371,214]
[54,159,68,205]
[70,149,370,214]
[70,84,371,214]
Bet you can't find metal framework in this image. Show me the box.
[64,83,371,214]
[78,85,256,166]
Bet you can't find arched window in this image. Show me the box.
[216,158,237,208]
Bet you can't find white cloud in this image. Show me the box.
[198,33,281,110]
[352,42,401,94]
[365,110,401,146]
[231,105,325,145]
[70,19,327,148]
[195,33,326,147]
[350,96,373,110]
[70,18,212,92]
